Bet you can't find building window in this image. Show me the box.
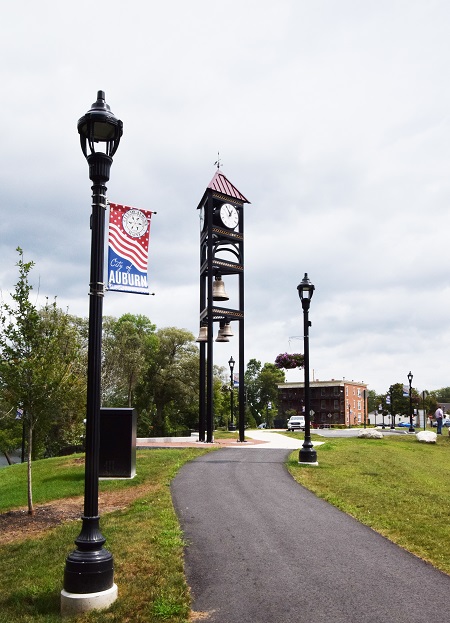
[358,401,361,410]
[334,400,339,410]
[321,400,327,409]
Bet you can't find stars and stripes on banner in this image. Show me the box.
[108,203,153,295]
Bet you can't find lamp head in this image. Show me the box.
[78,90,123,160]
[228,356,235,372]
[407,371,413,384]
[297,273,315,308]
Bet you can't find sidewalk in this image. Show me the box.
[137,429,323,450]
[172,446,450,623]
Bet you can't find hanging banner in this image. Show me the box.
[107,203,152,295]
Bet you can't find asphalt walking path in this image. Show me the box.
[171,431,450,623]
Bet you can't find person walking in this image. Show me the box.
[435,406,444,434]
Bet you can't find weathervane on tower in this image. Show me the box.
[214,152,222,170]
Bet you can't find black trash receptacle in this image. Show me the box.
[99,408,136,478]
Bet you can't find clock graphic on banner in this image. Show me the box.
[122,209,148,238]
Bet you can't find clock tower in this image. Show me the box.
[196,169,250,442]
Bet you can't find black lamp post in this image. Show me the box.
[297,273,318,465]
[408,371,414,432]
[422,390,427,430]
[228,356,236,431]
[389,390,395,429]
[62,92,122,611]
[363,390,367,429]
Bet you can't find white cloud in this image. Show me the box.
[2,0,450,394]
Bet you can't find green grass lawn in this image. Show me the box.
[0,448,213,623]
[288,433,450,573]
[2,434,450,621]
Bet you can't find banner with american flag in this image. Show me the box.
[107,203,153,294]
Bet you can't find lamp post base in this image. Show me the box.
[61,584,118,617]
[298,447,318,465]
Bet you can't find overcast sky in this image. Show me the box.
[1,0,450,395]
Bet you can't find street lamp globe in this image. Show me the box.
[78,90,123,159]
[297,272,315,305]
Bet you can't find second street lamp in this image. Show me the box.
[228,356,236,431]
[297,273,318,466]
[62,91,122,616]
[408,371,414,432]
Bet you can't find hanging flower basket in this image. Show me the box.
[274,352,304,370]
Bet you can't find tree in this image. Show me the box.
[244,359,285,426]
[136,327,198,436]
[367,389,378,414]
[102,314,157,407]
[215,365,234,429]
[375,383,422,425]
[34,308,86,458]
[430,387,450,403]
[0,249,84,513]
[244,359,262,423]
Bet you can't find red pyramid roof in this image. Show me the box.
[207,170,250,204]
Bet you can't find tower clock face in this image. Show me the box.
[219,203,239,229]
[122,209,148,238]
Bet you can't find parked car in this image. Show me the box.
[257,423,267,429]
[398,421,412,427]
[287,416,305,431]
[431,418,450,427]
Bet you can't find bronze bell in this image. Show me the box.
[221,321,234,337]
[215,326,230,342]
[196,325,208,342]
[212,275,229,301]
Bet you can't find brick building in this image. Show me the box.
[278,380,369,428]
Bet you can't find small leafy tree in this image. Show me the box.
[0,249,84,513]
